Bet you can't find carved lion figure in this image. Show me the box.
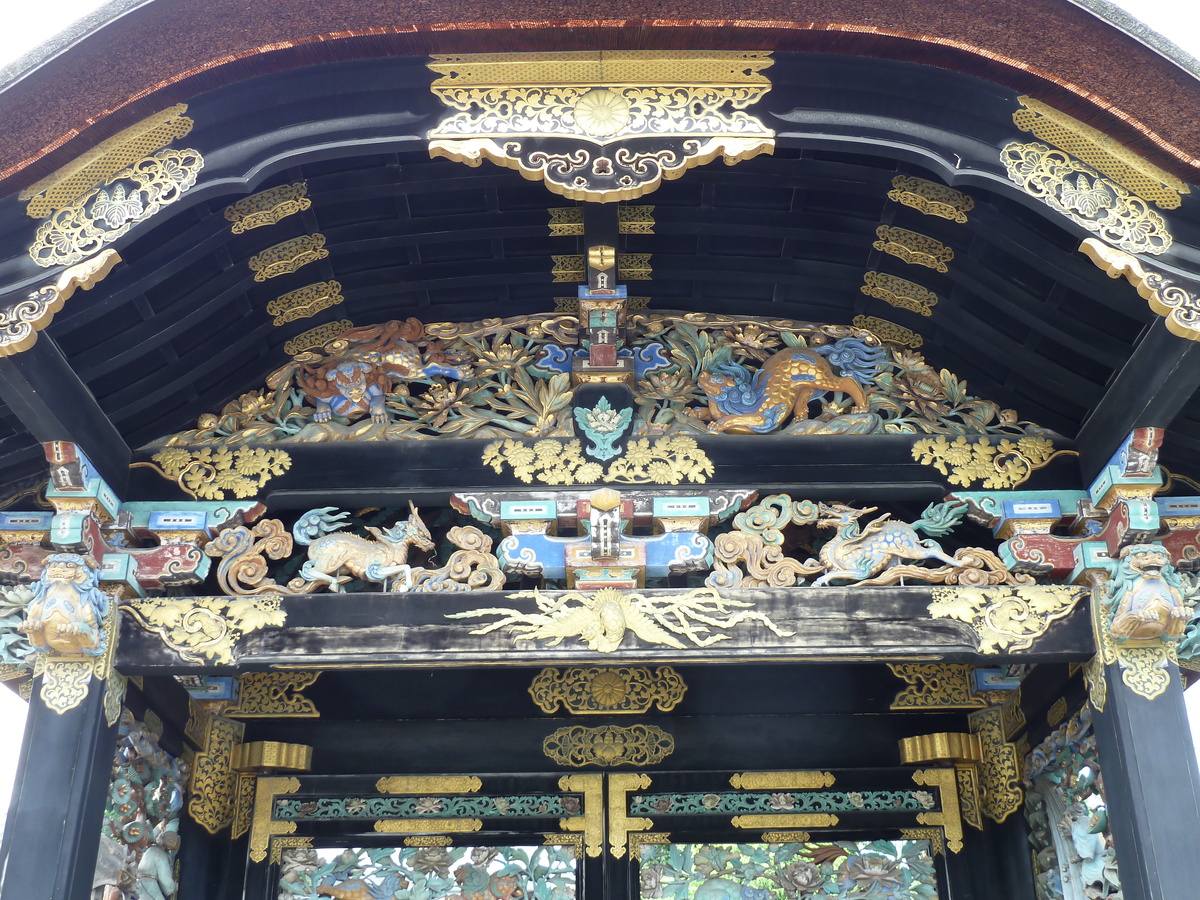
[18,553,110,656]
[1104,543,1194,641]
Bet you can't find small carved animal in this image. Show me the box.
[695,347,868,434]
[810,501,964,586]
[293,503,434,592]
[692,879,773,900]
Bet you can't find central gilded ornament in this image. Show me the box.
[573,89,631,137]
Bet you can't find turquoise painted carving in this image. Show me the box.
[20,553,110,657]
[275,793,581,821]
[290,503,435,592]
[0,585,35,669]
[1100,544,1193,641]
[630,789,936,815]
[575,395,632,461]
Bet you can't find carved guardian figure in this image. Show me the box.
[290,503,435,592]
[1103,543,1193,641]
[18,553,109,656]
[693,346,870,434]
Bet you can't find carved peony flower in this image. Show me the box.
[775,860,823,897]
[701,793,722,810]
[573,88,631,137]
[584,405,625,434]
[843,855,903,892]
[415,797,444,814]
[724,324,782,362]
[846,792,866,808]
[640,371,697,403]
[768,792,795,810]
[411,847,454,877]
[641,864,666,899]
[914,790,936,809]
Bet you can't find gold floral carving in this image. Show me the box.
[551,255,585,282]
[225,183,311,233]
[147,446,291,499]
[405,835,455,847]
[0,249,121,356]
[450,586,794,652]
[608,772,653,858]
[1046,697,1068,728]
[1079,237,1200,342]
[226,671,320,718]
[628,833,671,859]
[376,776,483,794]
[860,271,938,316]
[912,435,1073,489]
[374,819,483,834]
[248,234,329,281]
[954,765,982,831]
[22,105,194,218]
[851,315,923,348]
[249,775,300,863]
[428,52,774,203]
[35,600,119,714]
[482,436,713,485]
[103,671,127,727]
[555,296,649,313]
[543,724,674,767]
[543,833,585,859]
[967,706,1022,823]
[1000,141,1171,255]
[269,836,313,866]
[730,814,839,830]
[121,595,286,664]
[188,712,246,834]
[620,254,653,281]
[30,148,204,267]
[283,320,354,357]
[1012,96,1187,209]
[729,772,836,790]
[558,773,603,858]
[619,206,656,234]
[548,208,584,236]
[529,666,687,715]
[551,254,653,282]
[267,281,344,326]
[1084,655,1108,712]
[873,226,954,272]
[888,663,988,710]
[231,771,256,840]
[760,831,812,844]
[911,769,964,853]
[928,586,1084,653]
[899,827,945,856]
[888,176,975,223]
[1092,587,1173,700]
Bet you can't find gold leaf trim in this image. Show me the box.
[226,672,320,718]
[899,827,944,856]
[22,105,193,217]
[376,776,482,794]
[283,320,354,357]
[558,773,603,858]
[482,436,713,485]
[619,206,656,234]
[269,836,313,866]
[888,663,988,710]
[1046,697,1068,727]
[121,595,286,665]
[248,234,329,281]
[912,768,964,853]
[911,435,1074,489]
[428,51,773,88]
[225,183,311,234]
[1092,588,1174,701]
[628,832,671,858]
[548,208,584,236]
[249,775,300,863]
[928,586,1085,653]
[888,176,974,223]
[188,714,246,834]
[728,772,835,790]
[1079,237,1200,342]
[608,772,652,858]
[860,271,937,316]
[968,706,1022,824]
[405,835,454,847]
[38,600,119,714]
[873,226,954,272]
[898,733,982,765]
[267,281,344,326]
[555,296,649,313]
[374,819,482,834]
[231,741,313,772]
[542,724,674,767]
[0,250,121,357]
[1013,96,1187,209]
[543,833,585,859]
[529,666,687,715]
[731,814,838,829]
[851,315,922,348]
[231,771,256,840]
[760,831,812,843]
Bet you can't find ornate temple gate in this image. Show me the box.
[1,14,1200,900]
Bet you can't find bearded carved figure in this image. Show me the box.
[1104,543,1194,642]
[18,553,110,657]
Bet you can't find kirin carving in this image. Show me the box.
[281,319,473,424]
[689,341,878,434]
[289,503,435,592]
[19,553,110,656]
[1101,543,1194,641]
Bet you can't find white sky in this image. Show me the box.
[1,0,1200,822]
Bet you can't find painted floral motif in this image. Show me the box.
[575,395,633,461]
[637,841,937,900]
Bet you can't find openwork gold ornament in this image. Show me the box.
[224,183,311,233]
[449,586,794,652]
[22,105,194,218]
[374,818,482,834]
[543,723,674,767]
[543,833,585,859]
[730,814,838,830]
[955,765,982,831]
[872,226,954,272]
[760,831,812,844]
[619,206,655,234]
[121,595,286,665]
[427,51,774,202]
[911,435,1073,489]
[851,315,922,348]
[482,436,713,485]
[888,664,988,710]
[147,446,291,499]
[267,281,345,326]
[558,773,603,858]
[187,712,246,834]
[248,234,329,281]
[900,827,945,856]
[620,254,653,280]
[0,249,121,357]
[928,586,1084,653]
[1012,96,1188,209]
[1079,237,1200,342]
[628,833,671,859]
[34,599,119,714]
[404,835,455,847]
[225,671,319,718]
[860,271,938,316]
[887,176,974,223]
[729,772,836,790]
[249,775,300,862]
[528,666,687,715]
[1000,141,1171,255]
[1092,585,1174,700]
[551,254,653,282]
[911,769,964,853]
[269,836,313,866]
[30,148,204,267]
[967,706,1022,823]
[376,775,483,794]
[283,320,354,356]
[548,208,584,236]
[555,296,649,313]
[551,255,586,282]
[231,771,256,840]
